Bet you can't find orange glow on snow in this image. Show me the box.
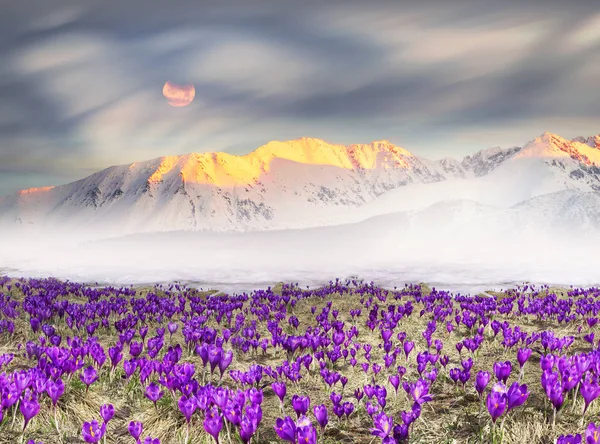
[162,81,195,107]
[145,138,413,187]
[18,186,55,195]
[9,139,413,197]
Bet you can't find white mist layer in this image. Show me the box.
[1,196,599,293]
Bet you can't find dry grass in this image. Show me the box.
[0,278,595,443]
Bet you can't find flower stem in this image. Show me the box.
[225,420,232,444]
[54,405,60,435]
[12,400,19,428]
[580,403,587,428]
[500,416,507,436]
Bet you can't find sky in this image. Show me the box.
[1,0,599,196]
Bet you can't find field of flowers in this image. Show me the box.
[1,276,600,443]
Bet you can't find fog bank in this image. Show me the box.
[1,204,599,293]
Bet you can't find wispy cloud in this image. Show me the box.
[0,0,598,194]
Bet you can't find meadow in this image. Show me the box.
[0,276,598,444]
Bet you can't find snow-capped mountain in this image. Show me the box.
[460,146,522,177]
[0,132,599,236]
[513,189,600,232]
[572,135,600,148]
[0,138,449,234]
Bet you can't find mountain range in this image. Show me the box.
[1,131,599,237]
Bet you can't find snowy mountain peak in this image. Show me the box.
[108,138,419,191]
[248,137,415,171]
[571,135,600,147]
[461,146,521,177]
[586,135,600,148]
[517,132,600,166]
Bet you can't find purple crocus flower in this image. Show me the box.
[223,399,242,426]
[296,416,317,444]
[401,404,421,427]
[124,360,137,379]
[557,434,582,444]
[16,371,31,391]
[410,379,433,405]
[586,423,600,444]
[449,368,460,384]
[212,387,229,409]
[343,402,355,418]
[108,346,123,369]
[506,382,530,411]
[272,382,287,403]
[330,392,342,406]
[540,355,555,372]
[354,388,364,402]
[239,416,256,444]
[581,377,600,415]
[493,361,512,384]
[331,403,344,420]
[80,366,98,392]
[218,350,234,378]
[313,404,328,432]
[100,404,115,424]
[128,421,143,441]
[291,395,310,418]
[274,416,296,442]
[20,391,41,431]
[46,379,65,407]
[546,378,564,411]
[248,387,263,405]
[208,346,223,374]
[393,424,410,442]
[486,388,507,423]
[562,366,582,392]
[461,358,473,372]
[145,382,163,408]
[475,371,491,398]
[178,395,197,423]
[371,412,393,439]
[82,419,106,443]
[167,322,178,336]
[389,375,400,395]
[459,370,471,388]
[517,348,532,369]
[129,341,143,358]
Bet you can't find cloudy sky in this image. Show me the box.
[1,0,599,195]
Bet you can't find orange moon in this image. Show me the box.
[162,81,195,107]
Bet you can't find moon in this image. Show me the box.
[162,81,195,107]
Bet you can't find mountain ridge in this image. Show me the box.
[1,131,599,236]
[5,131,600,197]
